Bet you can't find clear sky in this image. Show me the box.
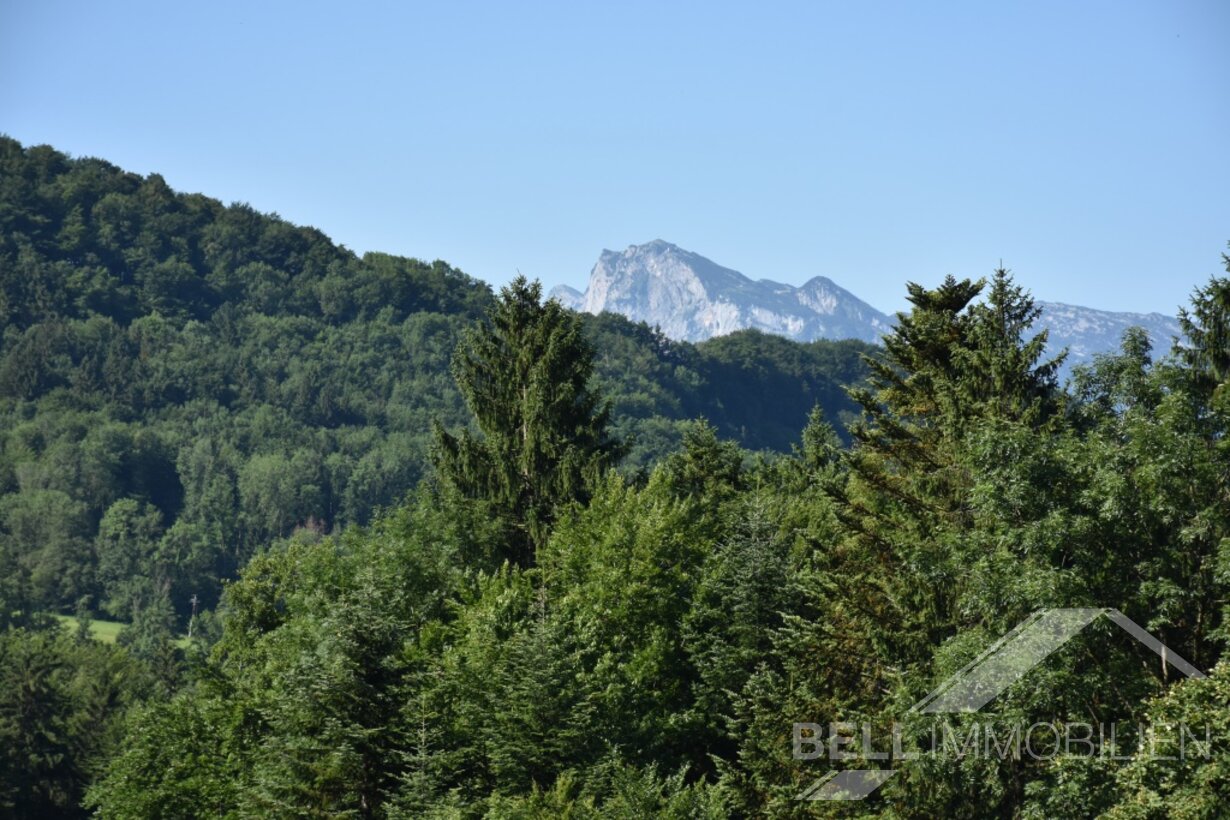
[2,0,1227,315]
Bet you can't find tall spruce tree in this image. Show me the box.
[432,276,623,564]
[958,268,1064,424]
[1177,258,1230,404]
[833,270,1064,661]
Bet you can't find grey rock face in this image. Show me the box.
[558,240,1181,374]
[1035,301,1182,372]
[548,283,585,311]
[564,240,892,344]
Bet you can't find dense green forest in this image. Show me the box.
[0,137,872,633]
[3,137,1230,817]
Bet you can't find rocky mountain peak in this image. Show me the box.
[552,241,1182,375]
[562,241,892,344]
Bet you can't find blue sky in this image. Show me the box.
[2,0,1227,315]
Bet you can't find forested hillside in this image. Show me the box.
[4,136,1228,817]
[80,260,1230,818]
[0,137,871,630]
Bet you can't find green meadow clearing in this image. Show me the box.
[51,614,191,648]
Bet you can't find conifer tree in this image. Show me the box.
[833,271,1063,659]
[838,277,982,554]
[1177,259,1230,403]
[432,276,623,565]
[958,268,1064,424]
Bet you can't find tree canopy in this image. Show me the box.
[0,136,873,629]
[433,276,624,563]
[5,137,1230,817]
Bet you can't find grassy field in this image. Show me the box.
[51,614,191,648]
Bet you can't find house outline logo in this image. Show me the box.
[796,607,1207,802]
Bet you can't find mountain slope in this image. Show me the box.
[0,138,874,621]
[557,240,1183,371]
[1036,301,1181,368]
[552,240,893,344]
[550,283,584,310]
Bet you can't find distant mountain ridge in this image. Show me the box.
[1034,301,1181,369]
[552,240,1182,371]
[550,240,893,344]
